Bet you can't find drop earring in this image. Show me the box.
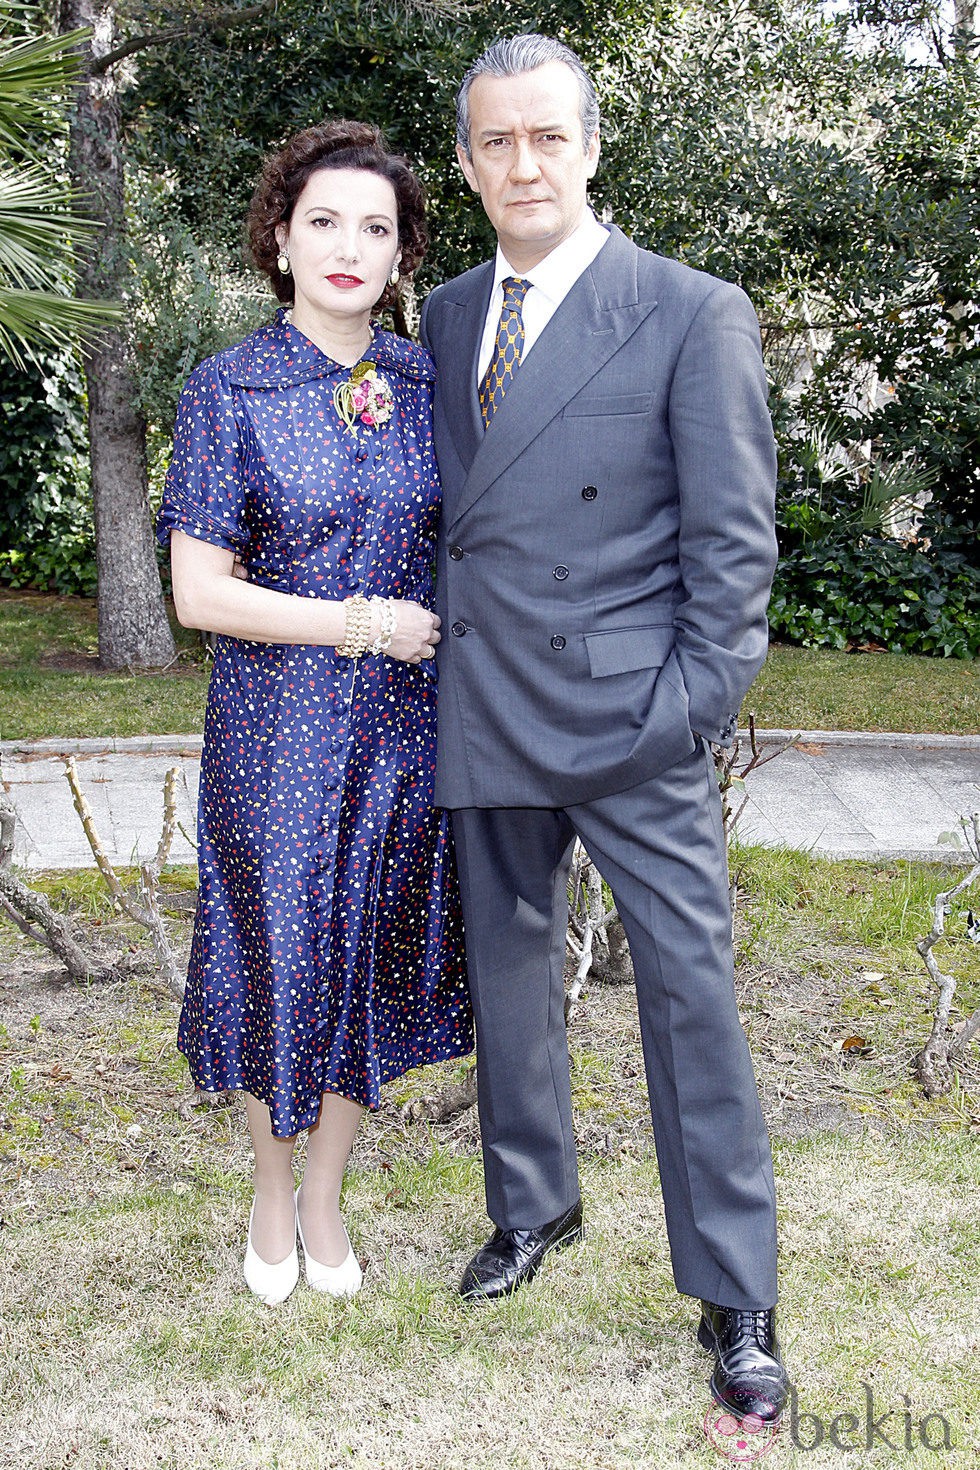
[389,264,400,286]
[277,251,290,275]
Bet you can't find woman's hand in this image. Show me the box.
[385,600,441,664]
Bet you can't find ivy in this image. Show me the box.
[768,533,980,658]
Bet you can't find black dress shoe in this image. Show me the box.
[459,1200,584,1301]
[698,1301,789,1425]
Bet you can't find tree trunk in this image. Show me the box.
[58,0,175,669]
[954,1,979,57]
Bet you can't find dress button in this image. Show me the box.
[451,621,468,637]
[550,634,566,651]
[581,485,598,501]
[553,565,569,580]
[448,545,464,561]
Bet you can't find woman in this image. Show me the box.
[158,121,472,1306]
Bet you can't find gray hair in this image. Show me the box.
[455,34,600,157]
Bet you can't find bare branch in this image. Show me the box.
[955,1006,980,1054]
[138,860,185,999]
[0,890,56,949]
[149,766,179,878]
[714,716,801,850]
[0,791,15,870]
[90,2,276,76]
[402,1066,477,1123]
[564,902,597,1021]
[594,904,620,935]
[914,830,980,1096]
[64,758,185,998]
[65,756,146,917]
[0,866,104,981]
[0,787,106,977]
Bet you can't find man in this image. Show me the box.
[420,34,789,1425]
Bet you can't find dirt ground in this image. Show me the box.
[3,873,976,1225]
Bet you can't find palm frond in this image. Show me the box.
[0,26,89,156]
[859,460,940,533]
[0,284,120,366]
[0,164,98,289]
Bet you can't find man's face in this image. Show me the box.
[457,61,600,272]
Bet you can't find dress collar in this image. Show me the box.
[226,308,434,389]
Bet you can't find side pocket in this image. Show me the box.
[583,624,674,678]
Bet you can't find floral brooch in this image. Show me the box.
[334,361,394,435]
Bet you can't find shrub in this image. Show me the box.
[0,351,96,596]
[768,532,980,659]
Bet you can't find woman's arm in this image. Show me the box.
[170,531,440,663]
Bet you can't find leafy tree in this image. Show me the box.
[130,0,979,578]
[6,1,976,652]
[57,0,176,668]
[54,0,283,668]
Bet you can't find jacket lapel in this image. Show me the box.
[448,228,658,530]
[436,261,493,477]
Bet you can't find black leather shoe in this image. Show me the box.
[698,1301,789,1424]
[459,1200,584,1301]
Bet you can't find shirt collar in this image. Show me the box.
[491,210,610,305]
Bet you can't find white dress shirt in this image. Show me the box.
[476,211,611,383]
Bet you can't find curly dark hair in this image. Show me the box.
[246,120,427,310]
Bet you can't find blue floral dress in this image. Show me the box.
[157,313,472,1137]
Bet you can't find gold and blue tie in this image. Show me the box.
[479,276,530,428]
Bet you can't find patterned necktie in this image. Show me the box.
[479,276,530,428]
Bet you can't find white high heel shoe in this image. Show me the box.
[295,1188,363,1297]
[243,1200,299,1305]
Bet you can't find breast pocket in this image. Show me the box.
[583,624,674,678]
[563,394,654,418]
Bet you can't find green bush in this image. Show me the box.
[0,351,96,596]
[768,532,980,659]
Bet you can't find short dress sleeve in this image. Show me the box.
[156,355,250,554]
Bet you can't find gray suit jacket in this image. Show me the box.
[420,225,777,810]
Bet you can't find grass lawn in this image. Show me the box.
[2,849,979,1468]
[0,590,208,741]
[749,643,980,736]
[1,590,978,740]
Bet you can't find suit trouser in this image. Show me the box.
[450,740,778,1310]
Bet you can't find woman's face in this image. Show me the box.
[275,166,401,328]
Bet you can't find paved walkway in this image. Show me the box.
[2,730,979,870]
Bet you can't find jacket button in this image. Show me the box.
[449,544,464,561]
[451,621,467,637]
[581,485,598,501]
[553,565,569,581]
[550,634,566,651]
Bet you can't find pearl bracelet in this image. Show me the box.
[369,595,396,656]
[336,594,372,658]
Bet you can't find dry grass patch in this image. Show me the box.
[2,1143,977,1468]
[2,850,979,1467]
